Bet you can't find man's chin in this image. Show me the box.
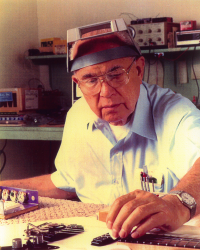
[103,115,128,126]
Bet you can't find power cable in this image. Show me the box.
[0,140,7,175]
[191,46,200,106]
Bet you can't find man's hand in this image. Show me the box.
[106,189,190,239]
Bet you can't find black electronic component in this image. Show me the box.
[131,17,173,24]
[91,233,117,246]
[28,49,40,56]
[25,222,84,242]
[1,222,84,250]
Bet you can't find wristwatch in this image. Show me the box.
[169,190,197,219]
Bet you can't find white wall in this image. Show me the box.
[36,0,200,40]
[0,0,39,89]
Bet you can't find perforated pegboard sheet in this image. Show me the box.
[0,196,107,226]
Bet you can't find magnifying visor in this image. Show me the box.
[67,18,141,72]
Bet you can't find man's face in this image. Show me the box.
[72,56,145,126]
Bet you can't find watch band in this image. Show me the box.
[169,190,196,219]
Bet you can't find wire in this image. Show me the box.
[28,78,45,89]
[163,47,190,62]
[156,59,159,85]
[119,12,138,20]
[0,140,7,175]
[191,46,200,106]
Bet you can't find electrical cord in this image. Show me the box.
[0,140,7,175]
[191,46,200,106]
[163,47,190,62]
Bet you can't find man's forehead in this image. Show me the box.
[75,57,130,77]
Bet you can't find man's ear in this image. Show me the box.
[72,75,79,84]
[136,56,145,80]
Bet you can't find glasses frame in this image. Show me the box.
[77,57,136,95]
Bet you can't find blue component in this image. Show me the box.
[0,92,13,102]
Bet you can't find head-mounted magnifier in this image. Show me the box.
[67,18,141,72]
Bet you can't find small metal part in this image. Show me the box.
[146,176,150,192]
[143,173,147,191]
[17,191,28,203]
[32,235,44,245]
[10,190,18,202]
[140,172,144,190]
[12,238,22,249]
[2,189,10,201]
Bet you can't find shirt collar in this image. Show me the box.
[131,82,157,140]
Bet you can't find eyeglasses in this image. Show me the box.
[77,57,136,95]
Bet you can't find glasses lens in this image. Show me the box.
[79,68,129,95]
[79,77,100,95]
[106,69,128,88]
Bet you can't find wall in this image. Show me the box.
[36,0,200,38]
[0,0,40,88]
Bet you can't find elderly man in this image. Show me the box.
[1,19,200,239]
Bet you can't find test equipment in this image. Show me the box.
[0,88,38,113]
[176,29,200,47]
[130,22,180,48]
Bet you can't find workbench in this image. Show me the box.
[0,125,63,141]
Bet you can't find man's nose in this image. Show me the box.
[99,78,115,97]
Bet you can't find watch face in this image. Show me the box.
[181,192,195,205]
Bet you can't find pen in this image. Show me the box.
[140,172,144,190]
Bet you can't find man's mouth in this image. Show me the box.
[102,103,121,110]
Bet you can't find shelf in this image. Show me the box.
[141,46,200,54]
[26,54,67,65]
[26,46,200,65]
[0,126,63,141]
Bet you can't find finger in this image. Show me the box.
[106,190,153,228]
[106,192,137,228]
[117,200,164,238]
[111,198,149,236]
[131,212,166,238]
